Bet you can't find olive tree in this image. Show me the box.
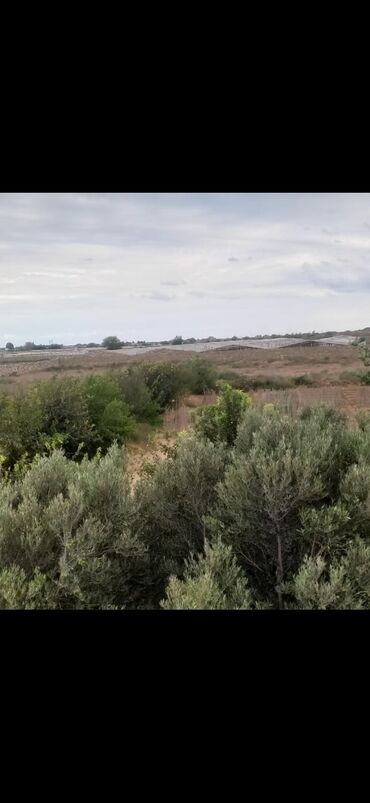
[161,538,253,610]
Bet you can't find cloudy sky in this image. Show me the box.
[1,192,370,345]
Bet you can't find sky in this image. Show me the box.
[1,192,370,345]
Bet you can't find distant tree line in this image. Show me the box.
[4,326,365,354]
[3,342,64,352]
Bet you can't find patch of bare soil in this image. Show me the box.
[126,393,217,489]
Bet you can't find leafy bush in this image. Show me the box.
[1,380,370,609]
[284,538,370,609]
[37,378,97,459]
[161,538,253,610]
[193,382,251,446]
[142,363,186,411]
[81,375,136,447]
[213,404,361,607]
[134,434,228,600]
[180,358,218,395]
[0,388,44,470]
[0,373,150,472]
[117,367,160,422]
[0,445,148,609]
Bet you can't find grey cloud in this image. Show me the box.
[2,193,370,344]
[300,261,370,294]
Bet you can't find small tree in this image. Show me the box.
[102,336,122,350]
[5,342,14,351]
[193,382,251,446]
[161,538,253,610]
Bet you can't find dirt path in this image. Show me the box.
[126,393,217,489]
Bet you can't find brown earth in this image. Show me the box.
[126,393,217,489]
[0,344,368,421]
[0,344,363,388]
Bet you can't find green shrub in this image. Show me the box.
[284,538,370,609]
[193,382,252,446]
[134,434,228,600]
[180,358,218,395]
[142,363,186,411]
[0,445,148,609]
[213,404,361,607]
[161,538,253,610]
[0,388,44,470]
[117,367,160,422]
[37,378,96,459]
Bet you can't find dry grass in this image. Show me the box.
[0,344,362,385]
[251,384,370,422]
[0,344,368,418]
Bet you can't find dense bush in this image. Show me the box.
[284,538,370,609]
[134,434,229,601]
[116,367,160,422]
[180,358,218,395]
[212,404,364,607]
[37,378,97,459]
[0,372,159,471]
[161,538,253,610]
[0,445,148,609]
[81,375,136,448]
[193,382,251,446]
[141,363,186,411]
[0,388,44,469]
[0,361,220,473]
[1,371,370,609]
[140,359,218,412]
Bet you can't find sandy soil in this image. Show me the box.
[126,393,217,488]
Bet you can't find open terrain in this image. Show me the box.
[1,341,370,426]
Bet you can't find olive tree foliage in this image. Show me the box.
[193,382,252,446]
[284,538,370,609]
[134,434,229,601]
[161,538,253,610]
[212,404,366,607]
[0,445,148,609]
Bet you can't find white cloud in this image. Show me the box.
[0,193,370,343]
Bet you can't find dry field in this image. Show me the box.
[0,343,369,420]
[206,344,364,381]
[0,343,363,383]
[250,385,370,422]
